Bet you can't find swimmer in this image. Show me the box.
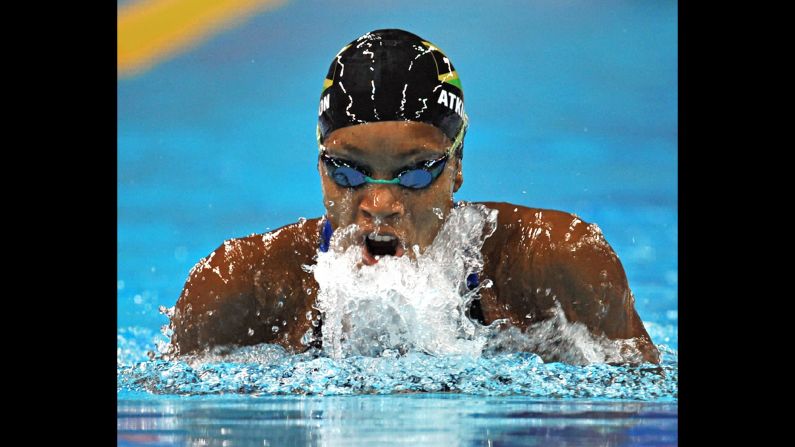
[169,29,660,364]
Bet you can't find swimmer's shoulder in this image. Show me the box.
[183,217,324,288]
[230,217,325,266]
[474,201,597,254]
[172,218,323,354]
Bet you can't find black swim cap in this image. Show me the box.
[317,29,468,156]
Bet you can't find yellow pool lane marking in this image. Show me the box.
[118,0,287,78]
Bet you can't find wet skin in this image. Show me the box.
[170,122,660,364]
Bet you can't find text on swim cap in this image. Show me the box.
[318,93,330,117]
[437,90,465,117]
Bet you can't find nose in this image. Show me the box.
[359,185,404,222]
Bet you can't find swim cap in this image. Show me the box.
[317,29,468,156]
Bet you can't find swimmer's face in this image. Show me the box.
[318,121,463,265]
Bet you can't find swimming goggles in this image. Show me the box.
[317,115,467,189]
[320,150,448,189]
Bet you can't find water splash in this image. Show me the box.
[484,303,649,365]
[310,203,498,359]
[117,329,677,399]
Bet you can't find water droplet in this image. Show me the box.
[117,280,125,291]
[277,300,284,308]
[306,311,313,320]
[306,288,312,295]
[432,207,444,219]
[158,305,175,318]
[133,294,143,305]
[271,326,279,333]
[282,320,287,326]
[328,200,335,207]
[300,328,315,345]
[248,328,255,336]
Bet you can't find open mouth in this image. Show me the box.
[362,232,405,265]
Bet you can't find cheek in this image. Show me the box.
[321,179,358,225]
[405,187,453,237]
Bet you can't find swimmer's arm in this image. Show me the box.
[549,222,660,364]
[169,241,262,355]
[169,222,321,356]
[480,205,660,364]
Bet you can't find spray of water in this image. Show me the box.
[309,202,499,359]
[483,302,647,365]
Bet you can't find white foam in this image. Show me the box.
[484,302,648,365]
[310,203,498,359]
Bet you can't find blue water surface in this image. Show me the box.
[118,394,676,446]
[118,0,677,445]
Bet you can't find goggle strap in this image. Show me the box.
[447,118,468,157]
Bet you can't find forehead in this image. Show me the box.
[323,121,451,161]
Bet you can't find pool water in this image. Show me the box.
[118,394,677,446]
[118,0,677,444]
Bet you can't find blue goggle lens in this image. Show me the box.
[331,166,367,187]
[397,168,434,188]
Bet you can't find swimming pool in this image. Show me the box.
[118,0,677,444]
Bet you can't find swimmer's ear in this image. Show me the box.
[452,159,463,193]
